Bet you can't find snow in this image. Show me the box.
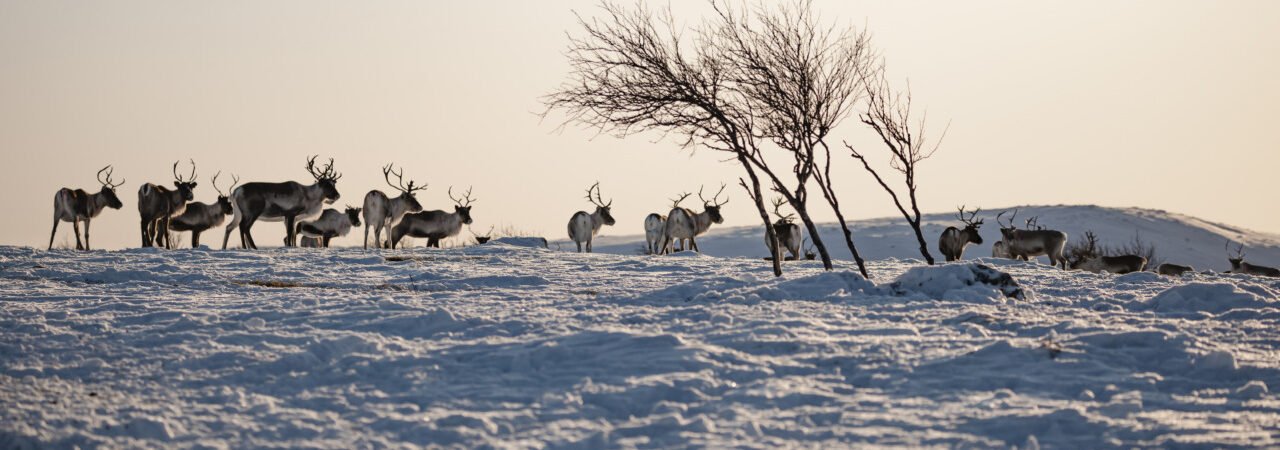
[3,240,1280,448]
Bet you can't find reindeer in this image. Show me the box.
[221,156,342,249]
[662,184,728,254]
[1067,231,1146,274]
[137,160,198,249]
[363,163,426,249]
[938,205,984,262]
[1156,263,1195,276]
[1226,242,1280,277]
[169,172,238,248]
[991,241,1010,258]
[48,166,125,251]
[644,192,689,255]
[766,197,802,261]
[295,206,362,248]
[389,186,476,249]
[996,209,1069,268]
[566,182,616,253]
[472,225,494,245]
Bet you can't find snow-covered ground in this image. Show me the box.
[3,231,1280,447]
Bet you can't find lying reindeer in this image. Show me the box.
[1226,241,1280,277]
[938,205,983,262]
[1071,255,1147,274]
[296,206,362,248]
[1156,263,1195,276]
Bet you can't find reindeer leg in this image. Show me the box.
[586,238,592,253]
[690,237,699,253]
[240,214,258,250]
[83,219,92,251]
[191,231,201,248]
[49,217,60,251]
[363,224,370,249]
[141,219,152,248]
[72,219,83,250]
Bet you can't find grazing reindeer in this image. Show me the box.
[567,182,616,253]
[1226,242,1280,277]
[138,160,198,249]
[296,206,362,248]
[48,166,125,251]
[996,209,1069,268]
[222,156,342,249]
[363,164,426,249]
[1067,231,1146,274]
[644,192,689,255]
[1156,263,1195,276]
[662,184,728,254]
[766,197,803,261]
[938,205,984,262]
[472,225,494,245]
[991,240,1010,258]
[169,172,238,248]
[389,186,476,249]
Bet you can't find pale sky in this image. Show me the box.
[2,1,1277,250]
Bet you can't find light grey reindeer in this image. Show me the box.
[766,197,803,261]
[222,156,342,249]
[662,184,728,254]
[1156,263,1195,276]
[996,209,1069,269]
[644,192,689,255]
[567,182,616,253]
[1226,241,1280,277]
[168,172,238,248]
[296,206,362,248]
[138,160,198,249]
[389,186,475,249]
[363,163,425,249]
[938,205,984,262]
[48,166,125,251]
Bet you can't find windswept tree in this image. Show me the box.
[846,65,949,265]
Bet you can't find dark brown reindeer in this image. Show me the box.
[1226,241,1280,277]
[567,182,616,253]
[472,225,495,245]
[766,197,803,261]
[390,186,476,249]
[48,166,125,251]
[221,156,342,249]
[363,163,426,249]
[138,160,198,249]
[1068,231,1147,274]
[296,206,362,248]
[938,205,984,262]
[168,172,238,248]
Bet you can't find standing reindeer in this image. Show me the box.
[996,209,1069,268]
[644,192,689,255]
[766,197,803,261]
[662,184,728,254]
[567,182,616,253]
[48,166,125,251]
[169,172,238,248]
[363,163,425,249]
[938,206,984,262]
[389,186,476,249]
[138,160,198,249]
[296,206,362,248]
[221,156,342,249]
[1226,241,1280,277]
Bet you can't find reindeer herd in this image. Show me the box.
[45,162,1280,279]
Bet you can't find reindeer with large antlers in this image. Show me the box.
[48,166,125,251]
[567,182,616,253]
[662,184,728,254]
[221,156,342,249]
[362,163,426,249]
[1225,241,1280,277]
[169,172,238,248]
[995,208,1069,268]
[938,205,984,262]
[390,186,476,249]
[766,197,803,261]
[138,160,198,249]
[644,192,689,255]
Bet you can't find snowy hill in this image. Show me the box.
[570,205,1280,272]
[3,243,1280,448]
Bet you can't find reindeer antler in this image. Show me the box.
[584,181,611,208]
[172,159,197,183]
[382,163,424,194]
[448,186,475,207]
[956,205,982,227]
[1227,240,1246,259]
[306,156,341,181]
[97,165,124,189]
[996,208,1019,228]
[699,183,729,207]
[771,197,796,223]
[670,191,692,208]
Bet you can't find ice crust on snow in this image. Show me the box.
[2,244,1280,448]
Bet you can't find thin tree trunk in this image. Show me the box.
[737,164,782,277]
[792,204,833,270]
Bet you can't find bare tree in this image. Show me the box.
[543,1,783,275]
[846,65,949,265]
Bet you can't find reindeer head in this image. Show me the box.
[305,156,342,203]
[472,225,494,245]
[171,159,198,202]
[1226,241,1246,270]
[449,186,476,225]
[383,163,426,213]
[211,171,240,215]
[956,205,983,244]
[699,183,729,224]
[585,181,615,225]
[96,165,125,209]
[345,206,363,227]
[996,209,1019,242]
